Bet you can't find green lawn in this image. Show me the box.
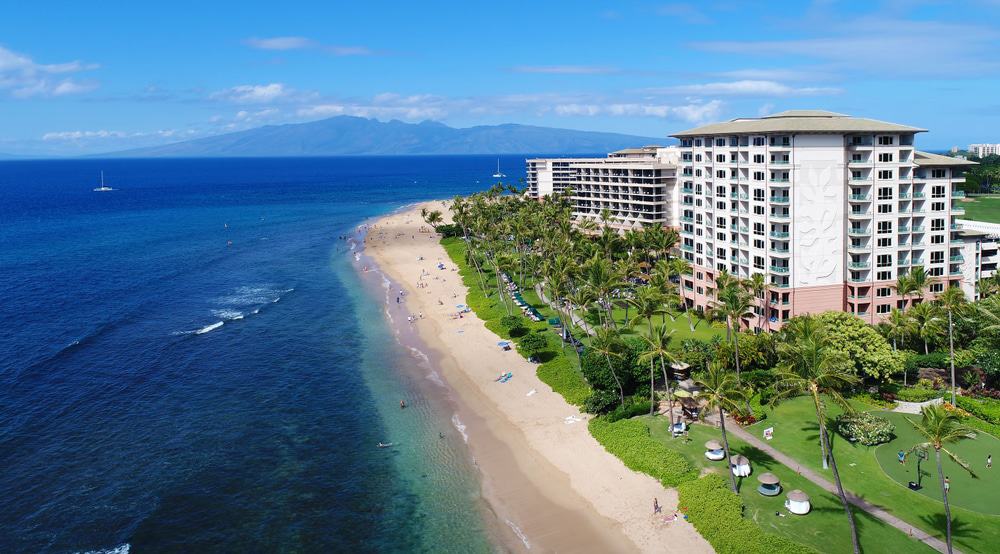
[638,416,935,554]
[579,304,726,342]
[959,195,1000,224]
[748,397,1000,553]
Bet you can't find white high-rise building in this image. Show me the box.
[527,110,981,330]
[968,143,1000,157]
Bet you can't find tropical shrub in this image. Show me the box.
[895,387,945,402]
[536,356,591,407]
[835,412,895,445]
[499,314,524,331]
[678,474,815,554]
[605,399,652,423]
[588,416,698,487]
[516,332,548,356]
[817,312,903,380]
[435,223,462,238]
[955,395,1000,425]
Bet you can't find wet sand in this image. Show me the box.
[354,201,713,553]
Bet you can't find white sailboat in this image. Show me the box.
[93,171,114,192]
[492,158,505,179]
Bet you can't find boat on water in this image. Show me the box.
[93,171,114,192]
[492,158,505,179]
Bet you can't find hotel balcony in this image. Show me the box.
[769,265,790,274]
[849,194,871,202]
[899,192,910,199]
[769,177,790,183]
[848,244,870,253]
[849,261,871,270]
[848,211,873,220]
[770,248,791,256]
[770,231,790,239]
[770,213,791,221]
[848,228,870,237]
[769,196,790,204]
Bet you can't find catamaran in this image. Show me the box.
[492,158,505,179]
[93,171,114,192]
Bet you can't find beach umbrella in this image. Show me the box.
[704,440,722,450]
[729,455,750,465]
[757,472,780,485]
[787,490,809,502]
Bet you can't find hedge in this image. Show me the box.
[678,474,816,554]
[588,416,698,488]
[537,357,591,406]
[955,395,1000,425]
[894,387,945,403]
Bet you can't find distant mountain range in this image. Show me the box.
[100,116,667,158]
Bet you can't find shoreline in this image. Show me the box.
[355,201,713,553]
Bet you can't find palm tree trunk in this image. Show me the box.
[812,393,830,470]
[659,356,672,428]
[827,431,861,554]
[605,354,625,408]
[733,327,742,381]
[648,318,656,416]
[948,309,956,406]
[937,448,954,554]
[719,407,738,493]
[925,339,930,355]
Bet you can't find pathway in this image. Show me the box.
[726,421,957,554]
[534,284,596,337]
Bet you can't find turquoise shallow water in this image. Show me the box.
[0,156,527,553]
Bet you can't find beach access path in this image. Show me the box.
[363,202,712,554]
[727,421,955,554]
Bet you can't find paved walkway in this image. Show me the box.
[726,421,956,554]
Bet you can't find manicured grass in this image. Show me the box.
[580,305,725,342]
[874,411,1000,516]
[959,195,1000,224]
[639,416,936,554]
[749,397,1000,553]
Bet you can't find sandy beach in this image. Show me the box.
[357,201,713,553]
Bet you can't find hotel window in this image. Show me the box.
[716,154,726,163]
[878,237,892,247]
[877,254,892,267]
[754,189,765,201]
[852,136,867,145]
[878,187,893,200]
[715,138,726,147]
[754,206,765,215]
[730,154,738,163]
[930,267,944,277]
[930,283,944,293]
[932,201,945,211]
[753,171,765,181]
[730,169,739,179]
[753,154,764,163]
[932,185,945,198]
[877,287,892,297]
[932,169,946,179]
[754,239,764,249]
[931,251,944,264]
[878,221,892,234]
[681,139,693,147]
[878,152,894,162]
[754,256,764,270]
[931,235,944,244]
[877,271,892,280]
[878,203,893,214]
[754,222,764,235]
[878,136,895,145]
[753,137,765,146]
[695,154,702,162]
[877,170,894,180]
[852,170,863,180]
[851,154,864,162]
[716,170,726,178]
[695,139,702,147]
[931,219,945,231]
[877,304,891,314]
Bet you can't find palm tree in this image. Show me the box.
[744,272,768,332]
[908,265,931,305]
[713,285,754,380]
[936,286,967,405]
[628,287,667,415]
[591,327,626,408]
[909,301,946,355]
[978,293,1000,334]
[907,404,977,554]
[884,308,917,385]
[638,323,677,419]
[696,362,747,493]
[667,257,695,331]
[773,315,861,554]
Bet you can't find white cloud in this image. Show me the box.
[0,45,98,98]
[553,100,722,123]
[649,80,840,97]
[243,36,315,50]
[210,83,314,104]
[42,128,185,141]
[513,65,620,75]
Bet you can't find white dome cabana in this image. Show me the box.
[730,454,751,477]
[704,439,725,461]
[784,490,811,515]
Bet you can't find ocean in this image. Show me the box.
[0,156,529,553]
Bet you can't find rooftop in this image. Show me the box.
[913,150,978,167]
[671,110,926,137]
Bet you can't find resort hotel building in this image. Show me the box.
[527,110,990,330]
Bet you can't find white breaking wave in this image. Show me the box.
[211,309,244,321]
[76,544,130,554]
[195,321,224,334]
[451,413,469,443]
[505,520,531,550]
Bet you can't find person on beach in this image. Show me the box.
[653,498,660,514]
[400,400,406,409]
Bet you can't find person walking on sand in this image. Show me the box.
[653,498,661,514]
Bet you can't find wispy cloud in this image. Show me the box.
[656,3,712,24]
[243,36,375,56]
[42,128,189,141]
[0,45,98,98]
[210,83,316,104]
[512,65,621,75]
[553,100,722,123]
[644,80,841,97]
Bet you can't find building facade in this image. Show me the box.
[526,146,680,231]
[527,110,981,330]
[968,143,1000,158]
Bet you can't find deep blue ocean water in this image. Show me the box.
[0,156,528,553]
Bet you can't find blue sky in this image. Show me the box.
[1,0,998,155]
